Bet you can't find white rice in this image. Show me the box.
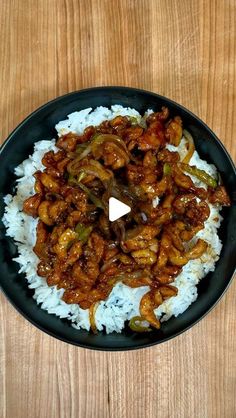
[2,106,223,333]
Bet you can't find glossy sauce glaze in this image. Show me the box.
[23,108,230,330]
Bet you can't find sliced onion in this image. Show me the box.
[182,130,195,164]
[75,181,105,209]
[89,302,99,334]
[72,134,129,163]
[68,159,113,185]
[75,143,93,161]
[107,270,150,286]
[111,219,126,243]
[91,134,128,153]
[100,254,120,272]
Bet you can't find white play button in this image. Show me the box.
[109,197,131,222]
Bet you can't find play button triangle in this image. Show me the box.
[109,197,131,222]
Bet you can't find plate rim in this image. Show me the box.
[0,86,235,351]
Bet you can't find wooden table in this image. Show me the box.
[0,1,235,417]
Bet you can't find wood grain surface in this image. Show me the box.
[0,1,235,417]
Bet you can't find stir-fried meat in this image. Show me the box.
[22,108,231,331]
[33,221,49,260]
[165,116,183,146]
[126,164,157,185]
[23,193,42,217]
[208,185,231,206]
[173,194,210,227]
[137,120,165,151]
[146,106,170,123]
[123,225,160,251]
[157,149,180,163]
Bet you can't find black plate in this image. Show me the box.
[0,87,235,351]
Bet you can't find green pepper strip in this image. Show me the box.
[68,172,105,210]
[180,163,217,188]
[75,143,89,154]
[77,182,105,210]
[75,223,93,243]
[129,116,139,124]
[163,162,172,176]
[68,173,78,185]
[76,133,128,162]
[80,161,113,184]
[129,316,152,333]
